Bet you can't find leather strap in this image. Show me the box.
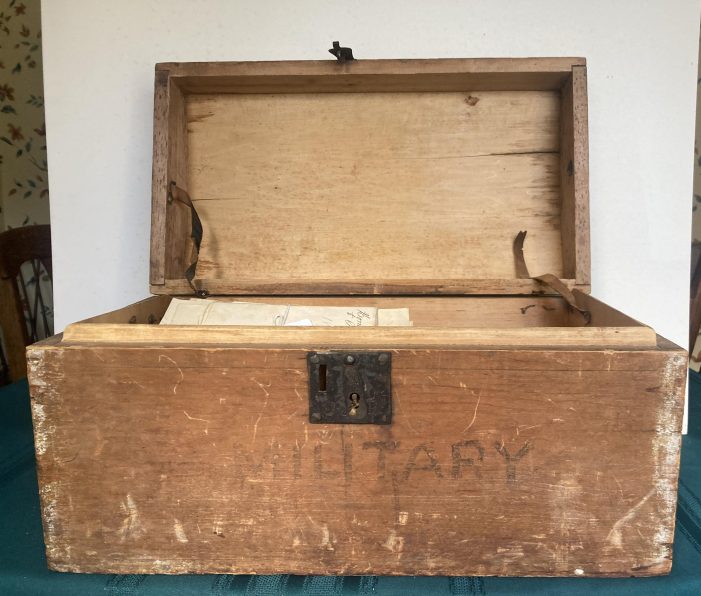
[168,182,209,297]
[513,231,590,324]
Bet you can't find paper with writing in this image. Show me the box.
[160,299,412,327]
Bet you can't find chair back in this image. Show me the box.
[0,224,53,381]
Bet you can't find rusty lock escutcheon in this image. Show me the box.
[307,352,391,425]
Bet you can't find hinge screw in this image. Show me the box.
[345,354,356,365]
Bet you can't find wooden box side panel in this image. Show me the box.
[151,72,192,286]
[27,342,684,577]
[559,66,590,286]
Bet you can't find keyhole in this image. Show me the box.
[349,392,361,416]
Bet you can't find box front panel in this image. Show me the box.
[28,343,684,576]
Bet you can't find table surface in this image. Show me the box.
[2,375,700,596]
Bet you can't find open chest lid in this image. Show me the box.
[149,53,590,297]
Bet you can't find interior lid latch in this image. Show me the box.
[328,41,354,62]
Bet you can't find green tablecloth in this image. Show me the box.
[2,375,700,596]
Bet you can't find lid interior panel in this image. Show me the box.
[186,89,564,287]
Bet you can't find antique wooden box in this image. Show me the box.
[27,56,687,577]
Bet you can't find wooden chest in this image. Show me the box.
[27,56,687,577]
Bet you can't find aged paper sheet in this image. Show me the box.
[160,299,411,327]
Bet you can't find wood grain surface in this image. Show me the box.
[187,91,562,287]
[65,293,656,349]
[28,339,685,576]
[150,58,590,296]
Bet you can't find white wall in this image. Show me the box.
[42,0,699,349]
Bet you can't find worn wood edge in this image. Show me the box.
[151,279,582,297]
[150,68,170,286]
[157,57,587,77]
[644,341,687,578]
[26,333,62,349]
[39,561,669,577]
[26,347,62,568]
[571,65,591,287]
[61,323,657,348]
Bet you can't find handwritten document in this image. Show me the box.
[160,298,412,327]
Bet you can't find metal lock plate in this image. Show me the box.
[307,352,391,425]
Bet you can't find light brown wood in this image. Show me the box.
[65,294,656,348]
[77,295,571,327]
[62,323,657,349]
[149,70,169,286]
[187,91,563,289]
[150,73,194,287]
[150,58,591,296]
[559,67,590,285]
[153,278,585,296]
[27,339,686,576]
[160,57,586,93]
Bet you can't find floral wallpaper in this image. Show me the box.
[0,0,48,231]
[0,0,51,377]
[693,29,701,272]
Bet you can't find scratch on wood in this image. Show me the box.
[158,354,184,394]
[250,377,272,446]
[605,488,655,549]
[183,411,210,424]
[173,519,188,543]
[306,516,335,551]
[383,529,404,557]
[31,402,54,455]
[119,494,145,542]
[250,377,271,398]
[516,424,541,436]
[462,392,481,434]
[93,427,106,457]
[613,476,625,502]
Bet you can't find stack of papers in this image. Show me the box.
[160,299,412,327]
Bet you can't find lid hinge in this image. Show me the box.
[168,182,209,298]
[513,231,590,324]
